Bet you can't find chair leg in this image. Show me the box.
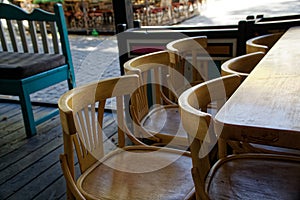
[19,89,36,138]
[218,139,227,158]
[67,69,76,89]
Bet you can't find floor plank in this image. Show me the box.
[0,144,63,199]
[0,102,118,200]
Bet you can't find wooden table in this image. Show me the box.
[214,26,300,150]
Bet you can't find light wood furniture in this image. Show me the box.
[0,3,75,137]
[59,75,195,200]
[246,32,283,54]
[221,52,265,81]
[178,74,300,200]
[124,50,190,148]
[166,36,215,97]
[220,51,300,155]
[215,26,300,153]
[220,52,263,154]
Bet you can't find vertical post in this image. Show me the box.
[237,20,255,56]
[116,24,127,75]
[112,0,134,75]
[237,20,247,56]
[133,20,141,28]
[112,0,134,30]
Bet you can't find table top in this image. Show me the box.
[215,26,300,149]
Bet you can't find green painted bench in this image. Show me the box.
[0,3,76,137]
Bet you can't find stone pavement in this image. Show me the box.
[31,0,300,104]
[179,0,300,26]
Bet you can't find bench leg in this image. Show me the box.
[19,89,37,138]
[67,66,76,89]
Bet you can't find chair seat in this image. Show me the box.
[0,52,65,79]
[142,105,189,146]
[77,147,195,200]
[207,154,300,200]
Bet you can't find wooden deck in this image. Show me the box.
[0,101,118,200]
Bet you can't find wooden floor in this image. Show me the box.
[0,101,118,200]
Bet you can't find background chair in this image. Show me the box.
[59,75,195,200]
[0,3,75,137]
[221,52,265,81]
[166,36,219,100]
[178,74,300,200]
[246,32,283,54]
[124,50,190,148]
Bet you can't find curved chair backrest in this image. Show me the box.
[124,50,172,119]
[166,36,211,97]
[246,32,283,54]
[178,74,242,199]
[59,75,196,200]
[179,74,300,200]
[124,50,192,147]
[221,52,265,81]
[59,75,143,173]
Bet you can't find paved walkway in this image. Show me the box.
[31,0,300,103]
[181,0,300,26]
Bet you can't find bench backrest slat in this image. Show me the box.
[28,20,39,53]
[6,20,18,52]
[38,21,49,53]
[17,20,29,53]
[50,22,60,54]
[0,20,8,51]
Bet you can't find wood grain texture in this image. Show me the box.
[246,32,283,54]
[124,50,190,148]
[215,26,300,150]
[59,75,195,200]
[0,101,118,200]
[179,75,300,200]
[221,51,265,80]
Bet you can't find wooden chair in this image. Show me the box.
[0,3,75,137]
[124,50,190,149]
[59,75,195,200]
[178,74,300,200]
[246,32,283,54]
[166,36,219,98]
[221,52,265,81]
